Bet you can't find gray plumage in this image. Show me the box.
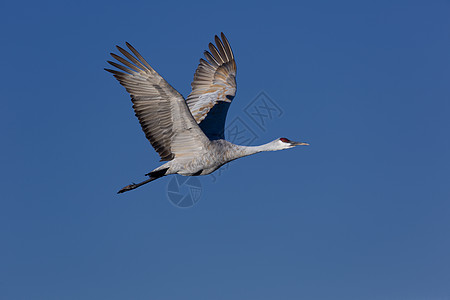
[105,33,308,194]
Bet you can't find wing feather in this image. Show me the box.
[208,43,224,64]
[214,35,229,61]
[106,43,209,161]
[186,33,237,140]
[204,51,220,67]
[107,60,136,74]
[220,33,234,60]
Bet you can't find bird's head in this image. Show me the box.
[275,137,309,150]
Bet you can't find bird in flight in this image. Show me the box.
[106,33,309,194]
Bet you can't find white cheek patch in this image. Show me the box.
[278,140,291,149]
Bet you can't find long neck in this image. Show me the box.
[228,141,278,161]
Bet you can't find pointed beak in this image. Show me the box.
[291,141,309,146]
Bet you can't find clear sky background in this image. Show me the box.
[1,0,449,299]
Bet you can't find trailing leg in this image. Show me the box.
[117,168,169,194]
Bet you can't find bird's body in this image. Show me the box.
[106,33,308,193]
[157,140,238,176]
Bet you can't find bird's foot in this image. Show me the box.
[117,183,137,194]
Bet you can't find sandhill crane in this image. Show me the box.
[106,33,309,194]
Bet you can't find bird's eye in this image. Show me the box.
[280,138,290,143]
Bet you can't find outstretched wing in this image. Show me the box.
[186,33,237,140]
[106,43,209,161]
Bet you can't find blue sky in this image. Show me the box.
[1,0,449,299]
